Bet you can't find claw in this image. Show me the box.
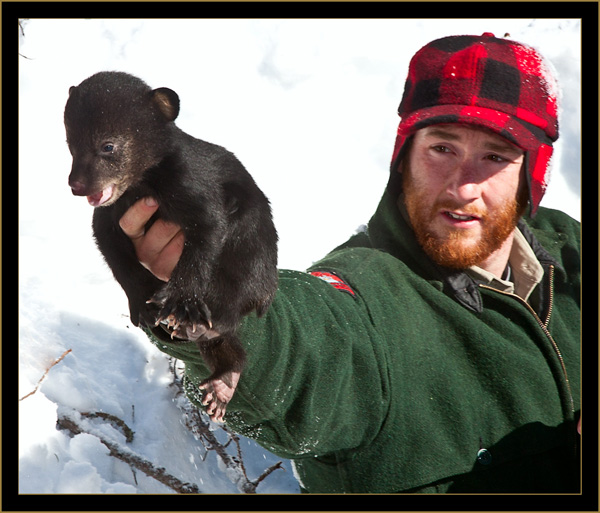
[165,315,177,330]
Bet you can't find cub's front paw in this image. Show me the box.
[148,286,213,341]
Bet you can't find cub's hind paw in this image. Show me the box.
[199,371,240,423]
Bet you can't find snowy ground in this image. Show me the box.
[18,18,580,494]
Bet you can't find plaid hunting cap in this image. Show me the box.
[391,33,559,216]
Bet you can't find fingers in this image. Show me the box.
[139,220,184,281]
[119,197,159,239]
[119,197,184,282]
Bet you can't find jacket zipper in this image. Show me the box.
[479,265,574,417]
[543,265,554,329]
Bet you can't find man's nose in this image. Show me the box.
[445,159,481,202]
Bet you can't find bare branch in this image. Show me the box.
[252,461,285,491]
[81,411,135,443]
[20,349,72,401]
[56,412,200,494]
[49,355,284,494]
[168,358,285,493]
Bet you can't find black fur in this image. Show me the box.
[65,71,278,418]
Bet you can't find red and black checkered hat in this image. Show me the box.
[390,33,559,216]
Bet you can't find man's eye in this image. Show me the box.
[486,154,506,163]
[432,145,451,153]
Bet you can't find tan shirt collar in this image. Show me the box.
[467,228,544,302]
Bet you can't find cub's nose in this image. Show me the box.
[69,180,87,196]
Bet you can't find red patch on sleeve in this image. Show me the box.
[309,271,356,296]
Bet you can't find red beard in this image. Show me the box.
[402,167,527,270]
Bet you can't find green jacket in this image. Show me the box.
[148,190,580,493]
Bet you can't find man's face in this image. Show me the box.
[402,124,527,270]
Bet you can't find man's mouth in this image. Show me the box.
[440,210,484,228]
[444,211,479,221]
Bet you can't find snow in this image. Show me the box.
[18,19,580,494]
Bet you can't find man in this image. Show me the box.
[119,33,580,492]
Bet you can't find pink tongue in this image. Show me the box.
[87,185,114,207]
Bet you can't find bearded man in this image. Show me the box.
[119,33,580,493]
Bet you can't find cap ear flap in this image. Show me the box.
[526,144,553,218]
[387,132,414,197]
[152,87,180,122]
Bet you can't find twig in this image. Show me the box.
[168,358,284,493]
[251,461,285,491]
[57,412,200,494]
[20,349,72,401]
[223,428,285,493]
[19,19,33,59]
[49,355,284,493]
[81,411,135,443]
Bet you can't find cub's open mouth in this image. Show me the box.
[87,185,114,207]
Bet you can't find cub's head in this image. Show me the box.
[65,71,179,207]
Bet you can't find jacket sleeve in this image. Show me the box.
[150,268,390,460]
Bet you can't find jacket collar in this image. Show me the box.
[367,189,563,314]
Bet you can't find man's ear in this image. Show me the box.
[152,87,180,122]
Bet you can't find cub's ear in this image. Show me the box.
[68,85,76,96]
[151,87,180,122]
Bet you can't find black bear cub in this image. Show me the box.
[65,71,278,422]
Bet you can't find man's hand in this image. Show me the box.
[119,197,184,282]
